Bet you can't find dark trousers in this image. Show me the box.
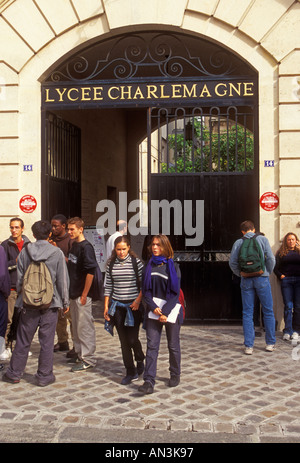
[113,306,145,375]
[144,318,181,386]
[0,292,8,338]
[6,307,58,385]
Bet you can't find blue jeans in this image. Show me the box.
[240,276,276,347]
[281,276,300,335]
[144,318,181,386]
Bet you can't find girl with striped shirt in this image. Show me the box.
[104,235,145,385]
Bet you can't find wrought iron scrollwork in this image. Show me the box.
[47,32,251,83]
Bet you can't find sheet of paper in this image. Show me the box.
[148,297,180,323]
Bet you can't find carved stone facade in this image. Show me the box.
[0,0,299,323]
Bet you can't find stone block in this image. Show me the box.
[280,187,300,214]
[279,215,300,238]
[261,3,300,62]
[0,18,33,71]
[103,0,187,29]
[279,159,300,185]
[280,50,300,75]
[0,85,18,111]
[239,0,294,42]
[279,132,300,158]
[279,76,300,103]
[0,62,18,85]
[187,0,218,16]
[0,112,18,137]
[279,105,300,131]
[0,165,19,190]
[2,0,54,52]
[214,0,252,27]
[72,0,104,21]
[35,0,78,35]
[0,138,18,163]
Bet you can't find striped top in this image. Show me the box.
[104,254,144,301]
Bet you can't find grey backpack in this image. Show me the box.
[22,248,53,309]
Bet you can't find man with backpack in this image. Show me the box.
[229,220,276,355]
[2,220,69,386]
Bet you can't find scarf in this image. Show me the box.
[143,254,178,298]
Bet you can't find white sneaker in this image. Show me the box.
[244,346,253,355]
[292,332,299,340]
[283,333,291,341]
[0,347,11,361]
[266,344,275,352]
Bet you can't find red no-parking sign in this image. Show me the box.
[259,192,279,211]
[19,195,37,213]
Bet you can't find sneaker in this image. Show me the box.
[283,333,291,341]
[0,348,11,361]
[121,373,138,385]
[138,381,154,394]
[244,346,253,355]
[2,373,20,384]
[137,361,144,375]
[67,355,80,364]
[71,361,94,372]
[292,332,299,340]
[266,344,275,352]
[169,375,180,387]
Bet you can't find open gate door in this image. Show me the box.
[41,112,81,221]
[148,106,258,322]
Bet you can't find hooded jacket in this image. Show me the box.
[229,231,275,278]
[1,235,31,289]
[15,240,69,310]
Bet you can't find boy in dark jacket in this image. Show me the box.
[0,218,30,360]
[0,246,10,369]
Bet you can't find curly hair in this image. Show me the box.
[278,232,300,257]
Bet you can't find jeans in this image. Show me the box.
[144,318,181,386]
[240,276,276,347]
[281,276,300,335]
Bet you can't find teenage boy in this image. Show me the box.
[67,217,97,371]
[0,218,30,360]
[229,220,276,355]
[0,246,10,370]
[50,214,74,353]
[2,220,69,386]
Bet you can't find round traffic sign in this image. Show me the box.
[259,192,279,211]
[19,195,37,213]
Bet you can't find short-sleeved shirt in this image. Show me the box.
[68,240,97,299]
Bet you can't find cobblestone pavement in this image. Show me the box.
[1,304,300,443]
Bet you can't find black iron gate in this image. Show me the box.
[41,112,81,221]
[148,106,258,321]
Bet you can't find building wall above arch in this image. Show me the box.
[0,0,299,248]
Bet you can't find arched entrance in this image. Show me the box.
[41,30,258,322]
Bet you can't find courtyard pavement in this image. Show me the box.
[1,303,300,445]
